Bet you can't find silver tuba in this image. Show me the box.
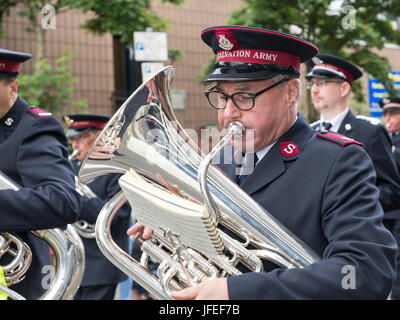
[73,176,96,239]
[79,66,320,300]
[0,171,85,300]
[69,149,96,239]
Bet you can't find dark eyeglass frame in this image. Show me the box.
[306,79,345,90]
[204,78,289,111]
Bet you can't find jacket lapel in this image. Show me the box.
[337,110,354,137]
[241,114,313,196]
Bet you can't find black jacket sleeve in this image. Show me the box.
[227,145,397,299]
[76,173,131,224]
[0,116,81,232]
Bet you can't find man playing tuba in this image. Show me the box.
[128,26,397,299]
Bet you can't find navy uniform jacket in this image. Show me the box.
[71,160,130,287]
[312,110,400,215]
[219,114,397,299]
[386,132,400,220]
[391,132,400,172]
[0,96,81,299]
[392,131,400,149]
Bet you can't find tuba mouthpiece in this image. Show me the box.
[227,121,245,138]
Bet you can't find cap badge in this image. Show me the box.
[280,142,299,157]
[216,30,238,51]
[218,34,233,50]
[64,115,74,127]
[312,57,323,64]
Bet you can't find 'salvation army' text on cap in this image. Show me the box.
[201,25,319,82]
[305,53,362,83]
[379,97,400,114]
[0,48,32,76]
[63,114,110,138]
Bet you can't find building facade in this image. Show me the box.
[1,1,399,138]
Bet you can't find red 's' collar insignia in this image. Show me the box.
[317,131,363,147]
[280,141,299,157]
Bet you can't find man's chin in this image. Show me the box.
[231,138,256,153]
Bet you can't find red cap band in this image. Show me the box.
[318,63,354,82]
[0,60,21,73]
[216,49,301,71]
[70,120,105,130]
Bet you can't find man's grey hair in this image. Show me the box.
[272,73,301,109]
[0,74,18,84]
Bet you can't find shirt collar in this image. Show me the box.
[321,107,349,132]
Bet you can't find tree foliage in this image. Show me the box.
[210,0,400,119]
[18,50,88,116]
[60,0,184,45]
[0,0,185,116]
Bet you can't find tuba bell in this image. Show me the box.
[0,171,85,300]
[78,66,320,300]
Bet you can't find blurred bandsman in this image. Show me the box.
[307,54,400,214]
[0,48,81,299]
[381,97,400,151]
[380,96,400,300]
[64,113,131,300]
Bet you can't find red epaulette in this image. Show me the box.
[26,106,52,118]
[316,131,363,147]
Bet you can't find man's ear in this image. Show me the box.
[10,78,18,96]
[287,79,299,105]
[340,81,351,98]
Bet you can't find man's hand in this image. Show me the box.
[127,222,153,240]
[171,278,229,300]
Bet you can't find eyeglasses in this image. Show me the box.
[204,78,289,111]
[306,80,344,90]
[69,132,94,143]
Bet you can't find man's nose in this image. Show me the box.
[71,140,79,150]
[222,97,241,119]
[310,84,319,95]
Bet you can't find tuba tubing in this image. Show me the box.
[0,171,85,300]
[73,176,96,239]
[94,191,172,300]
[80,66,321,298]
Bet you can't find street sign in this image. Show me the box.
[134,31,168,62]
[141,62,164,83]
[368,71,400,117]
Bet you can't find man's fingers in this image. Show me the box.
[127,223,153,240]
[127,223,144,237]
[142,226,154,239]
[171,285,201,300]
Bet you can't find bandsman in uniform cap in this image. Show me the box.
[129,26,397,299]
[0,48,82,299]
[381,97,400,151]
[64,113,131,300]
[307,54,400,215]
[380,96,400,300]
